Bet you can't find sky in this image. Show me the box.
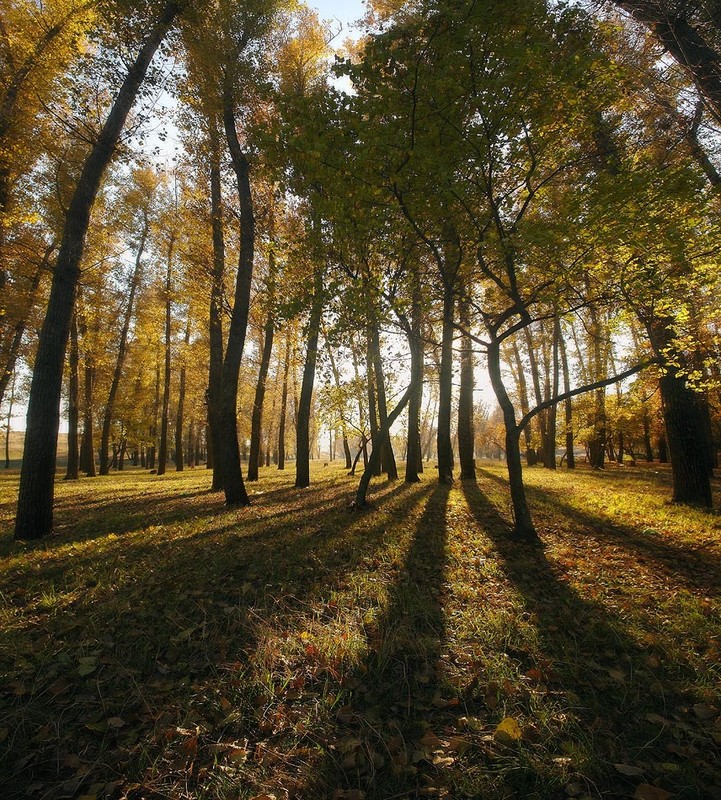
[311,0,367,30]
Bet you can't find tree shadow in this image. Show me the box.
[298,482,451,799]
[461,476,721,798]
[0,479,431,799]
[478,466,721,600]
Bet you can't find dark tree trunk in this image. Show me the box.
[100,216,146,475]
[558,323,575,469]
[642,407,654,461]
[207,125,225,487]
[613,1,721,125]
[278,335,290,471]
[79,363,96,477]
[369,319,398,480]
[218,93,254,506]
[544,316,561,470]
[487,341,538,541]
[295,269,324,488]
[660,371,712,507]
[64,311,80,480]
[658,435,668,462]
[511,339,536,466]
[248,308,274,481]
[157,234,174,477]
[175,315,190,472]
[437,283,455,484]
[405,272,424,483]
[458,293,476,480]
[365,331,382,477]
[14,1,183,539]
[524,325,549,467]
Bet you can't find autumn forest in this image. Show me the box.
[1,0,721,798]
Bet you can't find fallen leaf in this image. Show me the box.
[494,717,522,745]
[614,763,645,777]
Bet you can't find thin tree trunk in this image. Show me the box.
[5,368,15,468]
[207,123,224,486]
[65,311,79,480]
[405,269,424,483]
[248,300,275,480]
[80,362,96,477]
[278,334,290,470]
[175,314,190,471]
[295,268,324,488]
[14,0,184,539]
[369,319,397,480]
[437,283,455,484]
[558,322,575,469]
[99,216,147,475]
[157,233,174,476]
[458,292,476,480]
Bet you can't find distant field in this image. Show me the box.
[1,432,68,468]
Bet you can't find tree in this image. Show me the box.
[15,0,187,540]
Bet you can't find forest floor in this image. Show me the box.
[1,461,720,800]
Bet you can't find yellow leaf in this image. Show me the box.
[493,717,522,745]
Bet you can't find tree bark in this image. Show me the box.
[278,334,290,470]
[558,322,575,469]
[437,283,455,484]
[207,124,225,487]
[369,319,398,480]
[14,0,184,540]
[79,362,96,477]
[458,292,476,480]
[295,268,324,488]
[487,341,538,541]
[175,315,190,471]
[218,91,255,506]
[64,311,79,480]
[405,269,424,483]
[248,313,274,480]
[156,234,174,476]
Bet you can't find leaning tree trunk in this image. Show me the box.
[295,268,324,489]
[487,340,538,542]
[64,311,79,480]
[14,0,184,540]
[156,234,174,477]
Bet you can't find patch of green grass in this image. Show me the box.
[0,461,720,799]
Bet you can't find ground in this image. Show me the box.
[0,460,720,799]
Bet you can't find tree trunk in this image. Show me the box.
[437,283,455,484]
[510,339,536,466]
[5,368,15,468]
[405,270,424,483]
[218,93,254,505]
[157,234,174,477]
[248,304,275,481]
[14,0,184,539]
[558,322,575,469]
[487,341,538,541]
[544,316,560,470]
[278,334,290,470]
[369,319,398,480]
[175,315,190,471]
[458,292,476,480]
[100,216,147,475]
[295,269,324,488]
[207,124,225,487]
[65,311,80,480]
[79,362,96,477]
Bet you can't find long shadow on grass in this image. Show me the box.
[479,466,721,601]
[0,479,427,799]
[299,483,451,799]
[461,477,721,799]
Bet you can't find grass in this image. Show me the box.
[0,459,720,799]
